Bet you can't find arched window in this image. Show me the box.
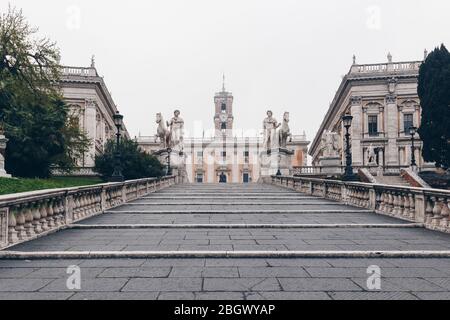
[221,122,227,130]
[221,103,226,113]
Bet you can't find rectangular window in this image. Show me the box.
[368,115,378,136]
[197,151,203,157]
[196,173,203,183]
[221,151,227,157]
[404,114,414,134]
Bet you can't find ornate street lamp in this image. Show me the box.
[166,147,172,176]
[110,111,124,182]
[409,126,417,167]
[342,114,357,181]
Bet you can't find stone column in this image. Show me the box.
[350,96,363,165]
[385,94,399,165]
[84,99,97,167]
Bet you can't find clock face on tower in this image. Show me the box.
[219,114,227,122]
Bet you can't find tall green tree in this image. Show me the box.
[0,6,90,177]
[417,44,450,170]
[95,138,164,180]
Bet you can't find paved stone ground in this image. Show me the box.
[1,183,450,300]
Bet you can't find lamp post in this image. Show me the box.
[166,147,172,176]
[409,126,417,168]
[342,114,357,181]
[110,111,124,182]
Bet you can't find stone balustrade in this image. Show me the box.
[272,175,450,233]
[0,176,177,249]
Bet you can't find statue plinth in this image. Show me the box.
[318,155,341,175]
[154,148,186,183]
[0,135,11,178]
[260,148,294,177]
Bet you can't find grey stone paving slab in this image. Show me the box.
[246,291,331,300]
[0,292,74,300]
[98,267,171,278]
[238,267,310,278]
[25,267,105,279]
[122,278,202,292]
[203,278,281,292]
[169,267,239,278]
[411,292,450,300]
[70,292,160,300]
[328,291,418,300]
[279,278,363,292]
[0,279,53,292]
[39,278,129,292]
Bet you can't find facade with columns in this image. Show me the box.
[310,53,428,169]
[59,63,129,172]
[138,83,309,183]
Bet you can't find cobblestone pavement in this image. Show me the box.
[1,184,450,300]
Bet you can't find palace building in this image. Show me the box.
[138,81,309,183]
[309,53,432,170]
[58,59,130,175]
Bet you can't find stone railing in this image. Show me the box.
[272,176,450,233]
[292,165,411,176]
[349,61,422,75]
[0,176,177,249]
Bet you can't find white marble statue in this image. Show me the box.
[167,109,184,151]
[367,144,377,165]
[321,130,339,157]
[278,112,292,148]
[156,113,170,149]
[263,110,280,150]
[0,132,11,177]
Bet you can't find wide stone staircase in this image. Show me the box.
[1,183,450,300]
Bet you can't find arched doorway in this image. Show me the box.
[219,172,227,183]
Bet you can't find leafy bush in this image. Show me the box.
[95,138,164,180]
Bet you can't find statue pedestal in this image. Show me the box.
[318,156,341,175]
[0,135,11,178]
[154,149,186,183]
[260,148,294,177]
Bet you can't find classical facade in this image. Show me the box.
[138,82,309,183]
[58,59,129,172]
[309,53,429,169]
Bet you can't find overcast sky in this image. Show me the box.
[3,0,450,143]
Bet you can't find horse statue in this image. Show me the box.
[156,113,171,149]
[278,112,292,148]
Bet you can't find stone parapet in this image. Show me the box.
[0,176,177,249]
[272,175,450,234]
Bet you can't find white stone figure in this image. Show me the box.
[156,113,170,149]
[0,131,11,177]
[263,110,280,150]
[167,109,184,151]
[367,144,377,165]
[320,130,339,157]
[278,112,292,148]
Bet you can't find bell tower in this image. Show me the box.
[214,74,234,138]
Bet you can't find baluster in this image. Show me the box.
[440,198,449,228]
[46,199,55,228]
[8,210,19,244]
[14,206,27,240]
[24,205,35,237]
[408,193,416,219]
[425,196,434,224]
[431,196,442,226]
[403,194,410,217]
[31,202,43,234]
[39,200,49,231]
